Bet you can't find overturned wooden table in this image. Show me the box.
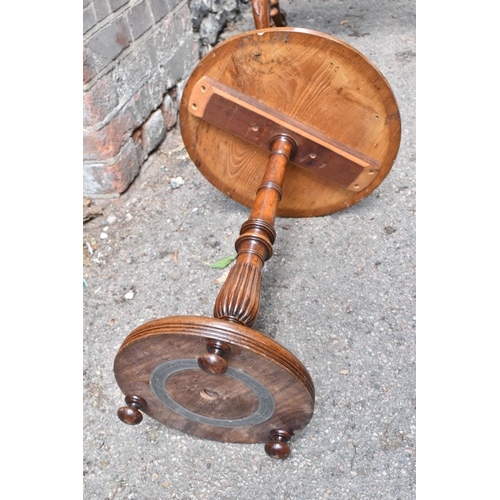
[114,24,401,459]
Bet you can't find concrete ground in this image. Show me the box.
[83,0,416,498]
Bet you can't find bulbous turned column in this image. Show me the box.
[213,135,295,328]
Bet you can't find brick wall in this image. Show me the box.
[83,0,242,197]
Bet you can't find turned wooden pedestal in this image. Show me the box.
[114,26,400,459]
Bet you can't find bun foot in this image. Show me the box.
[197,340,230,375]
[117,395,147,425]
[265,429,292,459]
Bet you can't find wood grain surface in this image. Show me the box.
[188,76,380,191]
[180,27,401,217]
[114,316,315,444]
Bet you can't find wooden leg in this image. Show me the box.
[117,395,148,425]
[197,135,296,376]
[270,0,287,27]
[265,429,292,459]
[213,135,295,326]
[251,0,271,29]
[251,0,287,29]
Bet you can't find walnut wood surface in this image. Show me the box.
[197,339,230,374]
[114,316,315,444]
[117,395,148,425]
[213,136,292,326]
[117,405,143,425]
[265,429,292,459]
[180,28,401,217]
[251,0,271,29]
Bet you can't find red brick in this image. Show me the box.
[83,75,119,126]
[127,0,154,40]
[141,109,166,153]
[109,0,129,11]
[160,92,178,130]
[83,17,131,79]
[83,138,144,194]
[108,140,144,192]
[83,108,135,161]
[83,47,97,84]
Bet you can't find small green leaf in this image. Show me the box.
[209,254,237,269]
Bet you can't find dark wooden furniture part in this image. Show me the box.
[114,3,401,459]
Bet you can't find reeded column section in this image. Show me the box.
[213,135,295,327]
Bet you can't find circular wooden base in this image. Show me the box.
[180,27,401,217]
[114,316,315,444]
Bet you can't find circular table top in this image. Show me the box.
[180,27,401,217]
